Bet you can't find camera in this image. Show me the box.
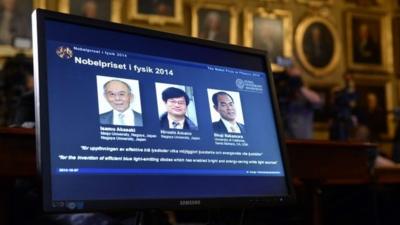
[276,56,293,69]
[273,57,303,96]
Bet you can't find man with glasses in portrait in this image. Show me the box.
[160,87,197,130]
[99,79,143,127]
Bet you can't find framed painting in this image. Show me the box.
[346,11,390,72]
[127,0,183,25]
[58,0,122,23]
[244,8,292,71]
[353,78,394,139]
[295,16,341,77]
[0,0,45,56]
[191,3,238,45]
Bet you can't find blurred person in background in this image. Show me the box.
[0,53,34,127]
[329,74,358,141]
[274,57,321,139]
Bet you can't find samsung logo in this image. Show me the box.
[179,200,201,206]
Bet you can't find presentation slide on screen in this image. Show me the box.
[46,41,285,179]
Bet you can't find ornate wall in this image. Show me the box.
[1,0,399,139]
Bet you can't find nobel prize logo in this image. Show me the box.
[56,46,73,59]
[236,79,244,89]
[235,79,263,93]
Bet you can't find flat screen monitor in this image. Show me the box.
[32,9,294,212]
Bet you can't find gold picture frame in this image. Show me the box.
[0,0,45,57]
[346,11,391,73]
[127,0,183,25]
[295,16,341,77]
[191,3,238,45]
[243,8,292,71]
[58,0,122,23]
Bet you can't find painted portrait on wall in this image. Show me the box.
[69,0,111,20]
[243,9,292,71]
[346,11,389,72]
[351,17,381,65]
[197,9,229,43]
[302,22,334,68]
[252,17,283,64]
[0,0,33,45]
[128,0,182,25]
[192,3,238,44]
[355,84,388,140]
[137,0,174,17]
[295,16,340,77]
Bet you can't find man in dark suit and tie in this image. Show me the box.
[99,79,143,126]
[212,91,245,133]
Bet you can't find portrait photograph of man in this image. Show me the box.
[156,83,198,130]
[97,76,143,127]
[208,89,245,134]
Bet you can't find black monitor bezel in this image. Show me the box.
[33,9,294,212]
